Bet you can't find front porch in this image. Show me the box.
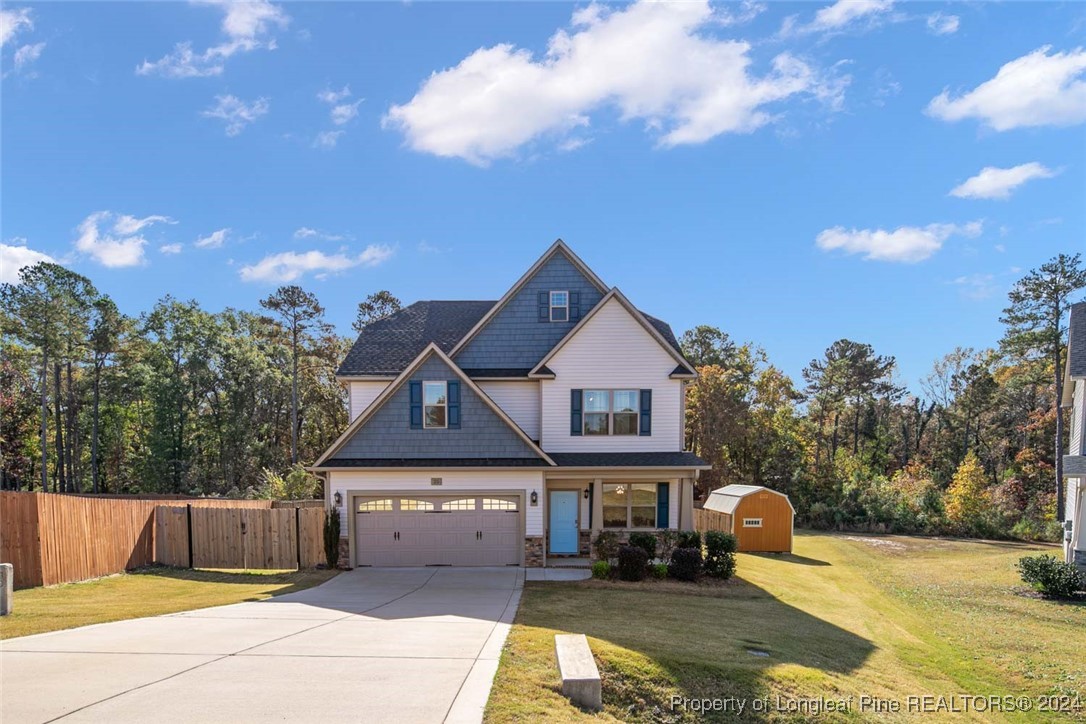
[539,473,696,567]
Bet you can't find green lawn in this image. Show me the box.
[486,533,1085,722]
[0,566,338,640]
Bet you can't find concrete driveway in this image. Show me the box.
[1,567,523,724]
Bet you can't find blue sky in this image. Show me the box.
[2,1,1084,391]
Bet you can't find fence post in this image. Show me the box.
[295,505,302,570]
[186,504,194,569]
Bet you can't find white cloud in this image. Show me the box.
[12,41,44,71]
[717,1,766,27]
[74,211,174,268]
[113,213,175,235]
[202,95,269,136]
[317,85,351,104]
[159,243,183,255]
[951,273,997,300]
[137,0,288,78]
[949,162,1058,200]
[293,227,344,241]
[0,7,32,47]
[816,221,983,263]
[313,130,344,148]
[809,0,894,32]
[238,244,394,283]
[194,228,230,249]
[927,46,1086,130]
[780,0,895,37]
[926,12,959,35]
[384,0,847,165]
[0,241,55,283]
[331,100,362,125]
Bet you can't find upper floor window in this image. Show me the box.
[423,381,447,428]
[549,291,569,322]
[583,389,639,435]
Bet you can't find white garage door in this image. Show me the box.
[355,495,520,566]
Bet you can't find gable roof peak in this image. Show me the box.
[448,239,609,357]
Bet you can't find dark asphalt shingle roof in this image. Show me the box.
[337,299,690,376]
[336,300,494,376]
[321,457,550,468]
[1071,302,1086,378]
[548,452,709,467]
[320,452,709,468]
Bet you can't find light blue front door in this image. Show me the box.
[549,491,579,555]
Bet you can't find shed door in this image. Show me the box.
[355,496,519,566]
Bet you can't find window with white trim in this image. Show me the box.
[549,291,569,322]
[742,518,763,528]
[482,498,518,511]
[443,498,476,511]
[423,381,447,428]
[602,483,656,528]
[400,499,435,511]
[357,499,393,512]
[583,390,639,435]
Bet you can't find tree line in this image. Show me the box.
[1,253,1083,542]
[683,253,1085,541]
[0,263,398,498]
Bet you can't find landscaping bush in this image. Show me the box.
[657,530,679,562]
[591,561,612,580]
[703,531,737,580]
[593,530,621,563]
[651,563,669,580]
[323,508,341,568]
[617,545,649,581]
[1016,554,1086,599]
[668,546,702,582]
[676,530,702,551]
[627,532,658,561]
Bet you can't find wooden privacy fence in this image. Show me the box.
[155,505,325,570]
[0,492,326,589]
[694,507,733,534]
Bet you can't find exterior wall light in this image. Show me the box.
[584,488,590,499]
[334,491,342,508]
[530,490,538,506]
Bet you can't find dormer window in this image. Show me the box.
[549,291,569,322]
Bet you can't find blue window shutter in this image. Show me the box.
[657,483,669,529]
[538,291,549,321]
[569,291,581,321]
[639,389,652,436]
[409,381,422,429]
[570,389,583,436]
[447,380,461,429]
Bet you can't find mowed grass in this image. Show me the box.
[486,533,1085,722]
[0,566,338,640]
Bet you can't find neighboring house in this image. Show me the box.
[1061,301,1086,568]
[311,240,708,567]
[702,485,794,553]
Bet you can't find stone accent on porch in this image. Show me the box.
[525,536,545,567]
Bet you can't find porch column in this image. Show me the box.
[591,478,603,532]
[679,477,695,530]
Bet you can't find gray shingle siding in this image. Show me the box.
[454,251,606,370]
[337,356,543,460]
[1070,302,1086,378]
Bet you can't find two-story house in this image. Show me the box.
[311,240,708,567]
[1061,301,1085,568]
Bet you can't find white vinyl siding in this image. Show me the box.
[540,297,683,452]
[348,381,390,422]
[329,469,545,536]
[477,381,540,441]
[1072,380,1085,455]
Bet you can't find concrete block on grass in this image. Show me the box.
[555,633,601,710]
[1,563,12,615]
